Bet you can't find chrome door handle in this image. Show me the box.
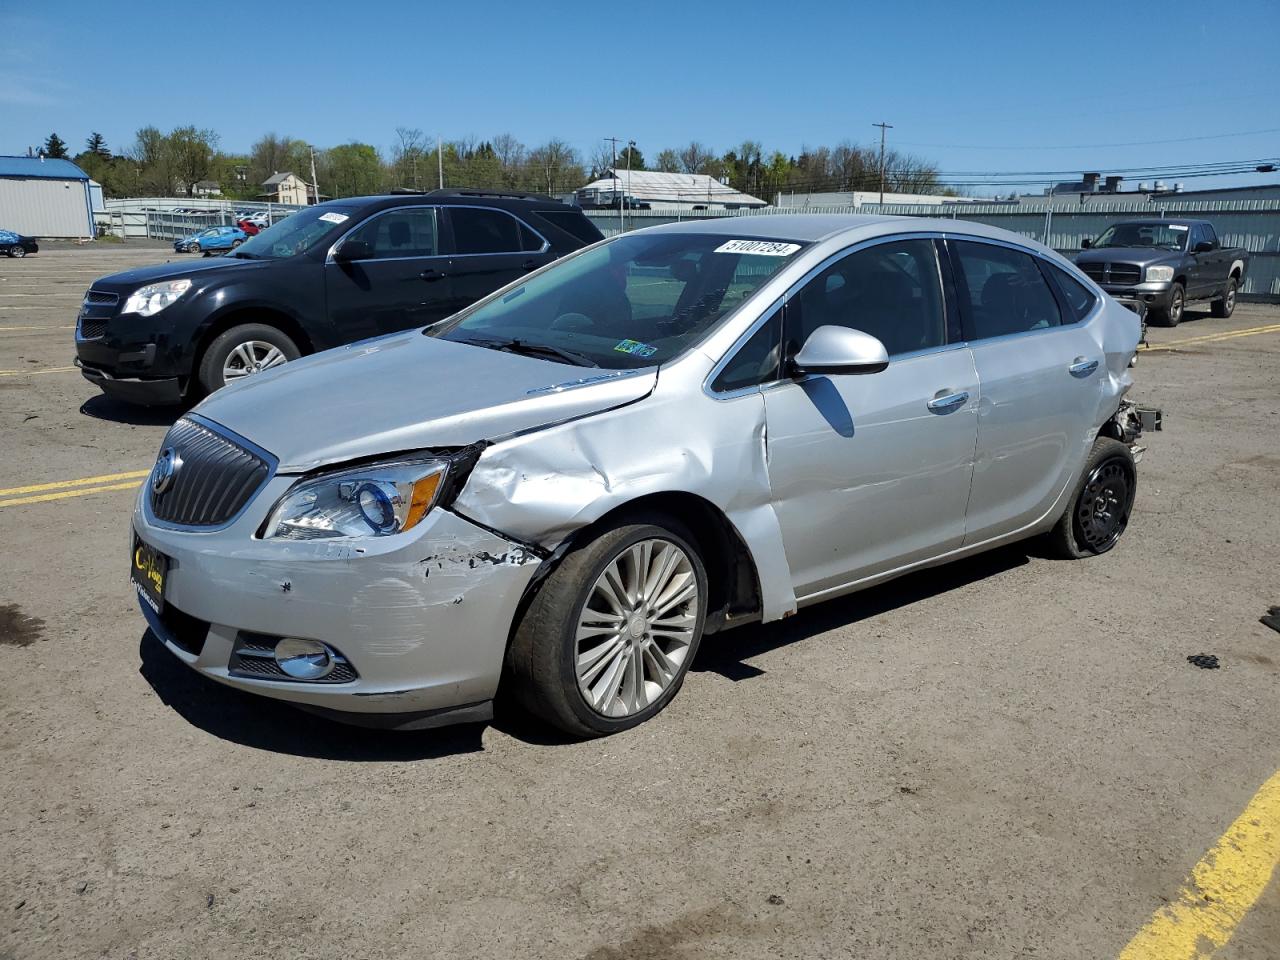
[1069,357,1099,378]
[927,390,969,414]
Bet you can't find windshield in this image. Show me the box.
[433,233,806,368]
[1092,222,1188,251]
[229,205,356,260]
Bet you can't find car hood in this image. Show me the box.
[1075,247,1182,266]
[193,333,658,472]
[93,255,257,290]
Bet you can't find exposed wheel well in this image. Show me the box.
[193,308,315,376]
[1173,276,1187,289]
[1230,266,1243,280]
[517,492,763,638]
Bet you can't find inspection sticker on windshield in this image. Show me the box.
[614,339,658,358]
[714,239,801,257]
[1167,224,1188,231]
[318,212,349,224]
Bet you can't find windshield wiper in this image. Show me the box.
[458,336,599,367]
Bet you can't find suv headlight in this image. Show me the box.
[1145,265,1175,283]
[262,459,449,540]
[122,279,192,316]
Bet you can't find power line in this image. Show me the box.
[896,126,1280,151]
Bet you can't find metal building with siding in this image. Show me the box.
[0,156,95,238]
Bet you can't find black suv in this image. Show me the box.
[75,191,604,405]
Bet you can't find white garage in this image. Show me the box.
[0,156,95,239]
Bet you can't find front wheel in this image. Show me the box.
[197,323,300,395]
[1211,277,1237,318]
[1042,437,1137,559]
[506,517,708,737]
[1152,283,1184,327]
[231,238,243,249]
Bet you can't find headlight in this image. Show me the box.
[262,459,449,540]
[122,279,192,316]
[1145,265,1175,283]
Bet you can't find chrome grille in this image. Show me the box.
[78,317,107,339]
[1080,262,1141,285]
[149,417,273,527]
[84,289,119,305]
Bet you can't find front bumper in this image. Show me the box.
[1098,280,1174,311]
[131,477,542,722]
[77,358,184,405]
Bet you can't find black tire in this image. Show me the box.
[10,245,26,258]
[190,243,201,254]
[1042,437,1137,559]
[1151,283,1184,327]
[506,515,709,738]
[231,238,243,248]
[197,323,301,395]
[1211,277,1237,318]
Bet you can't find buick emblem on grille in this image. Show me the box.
[151,447,182,495]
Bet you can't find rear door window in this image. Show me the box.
[537,209,605,246]
[1044,263,1098,323]
[950,241,1062,339]
[449,208,527,254]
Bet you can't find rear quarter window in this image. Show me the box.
[1046,263,1099,323]
[535,209,605,246]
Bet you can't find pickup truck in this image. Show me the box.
[1075,219,1247,326]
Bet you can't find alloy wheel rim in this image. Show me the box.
[1076,459,1132,551]
[575,538,699,718]
[223,340,288,381]
[1171,291,1183,321]
[1227,285,1236,310]
[13,247,25,258]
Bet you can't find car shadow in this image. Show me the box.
[80,394,186,427]
[137,544,1033,758]
[137,628,579,758]
[693,544,1031,681]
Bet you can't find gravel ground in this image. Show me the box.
[1,242,1278,959]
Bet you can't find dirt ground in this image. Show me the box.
[1,242,1278,959]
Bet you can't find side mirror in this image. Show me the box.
[793,325,889,376]
[1193,240,1214,254]
[333,238,373,262]
[1080,238,1092,249]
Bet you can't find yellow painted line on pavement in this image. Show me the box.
[0,470,151,498]
[1117,769,1280,960]
[0,324,76,332]
[0,365,79,377]
[0,481,142,508]
[1143,322,1280,352]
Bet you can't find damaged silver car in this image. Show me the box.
[131,215,1153,736]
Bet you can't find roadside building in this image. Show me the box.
[259,171,313,205]
[192,180,223,197]
[0,155,95,238]
[577,169,766,211]
[775,189,991,207]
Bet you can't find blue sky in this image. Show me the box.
[2,0,1278,193]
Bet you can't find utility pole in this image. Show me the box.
[437,134,444,190]
[604,137,622,233]
[309,145,319,205]
[873,121,893,205]
[625,139,636,233]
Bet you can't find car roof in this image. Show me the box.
[638,213,1057,251]
[317,192,576,214]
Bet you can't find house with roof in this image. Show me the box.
[576,169,766,211]
[259,171,313,205]
[0,155,95,238]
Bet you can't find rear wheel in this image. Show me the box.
[197,323,300,394]
[10,245,26,258]
[506,517,708,737]
[1211,277,1237,318]
[1152,283,1184,327]
[231,238,243,249]
[1042,437,1136,559]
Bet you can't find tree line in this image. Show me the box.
[36,128,947,202]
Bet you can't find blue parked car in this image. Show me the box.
[0,229,39,257]
[174,226,248,254]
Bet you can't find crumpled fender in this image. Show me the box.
[451,367,798,623]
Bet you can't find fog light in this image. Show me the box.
[274,637,334,680]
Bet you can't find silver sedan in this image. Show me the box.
[130,215,1148,736]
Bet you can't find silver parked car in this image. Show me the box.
[131,215,1150,736]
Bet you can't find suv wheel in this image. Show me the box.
[198,323,300,394]
[506,516,708,737]
[1211,277,1237,318]
[1042,437,1136,559]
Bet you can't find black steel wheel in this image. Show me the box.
[1042,437,1136,559]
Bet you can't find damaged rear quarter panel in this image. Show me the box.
[452,360,799,622]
